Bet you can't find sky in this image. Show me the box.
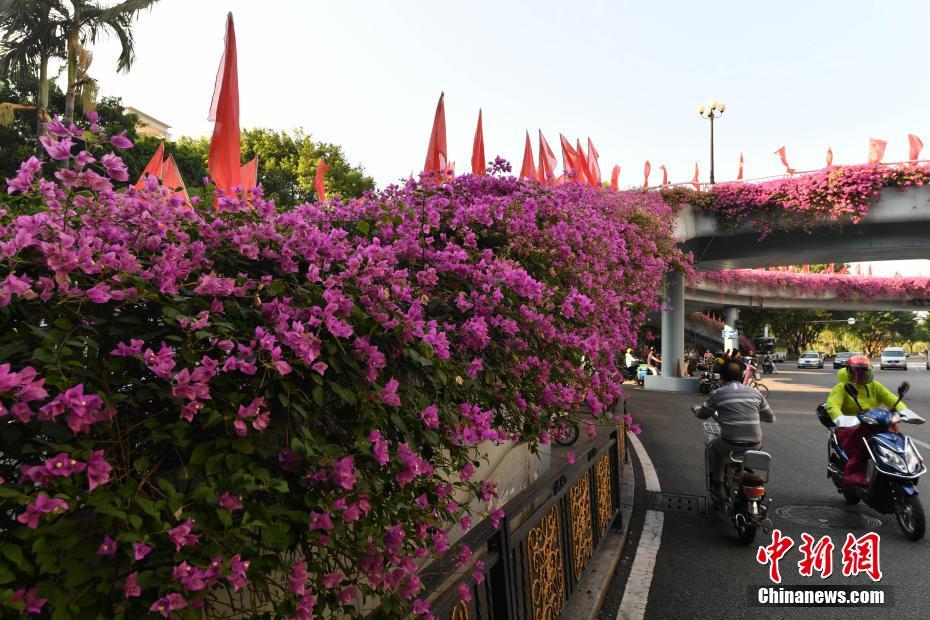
[72,0,930,273]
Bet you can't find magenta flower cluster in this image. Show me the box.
[666,163,930,237]
[692,270,930,302]
[0,117,683,618]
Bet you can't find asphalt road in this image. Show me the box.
[598,361,930,620]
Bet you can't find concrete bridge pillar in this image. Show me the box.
[723,306,740,353]
[645,270,699,392]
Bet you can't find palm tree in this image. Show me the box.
[52,0,160,125]
[0,0,64,137]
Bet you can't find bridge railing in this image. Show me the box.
[412,419,627,620]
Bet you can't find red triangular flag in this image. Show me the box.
[519,131,536,180]
[868,138,886,164]
[574,139,591,185]
[424,92,447,173]
[774,146,795,174]
[643,161,651,188]
[802,264,811,273]
[471,109,485,175]
[208,13,242,195]
[826,147,833,167]
[315,157,329,201]
[136,143,165,188]
[559,134,579,181]
[537,130,558,183]
[240,157,258,191]
[659,165,668,187]
[691,163,700,190]
[610,165,620,190]
[868,264,873,276]
[160,154,191,206]
[587,138,601,186]
[737,153,744,181]
[908,134,923,161]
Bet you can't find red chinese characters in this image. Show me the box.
[756,529,795,584]
[841,532,882,582]
[797,533,835,578]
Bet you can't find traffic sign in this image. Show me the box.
[721,329,739,339]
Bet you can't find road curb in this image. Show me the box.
[561,434,637,620]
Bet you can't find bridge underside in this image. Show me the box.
[684,288,924,312]
[683,220,930,270]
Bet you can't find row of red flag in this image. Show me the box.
[136,13,329,203]
[774,136,924,175]
[755,264,875,276]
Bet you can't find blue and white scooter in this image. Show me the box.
[816,381,927,541]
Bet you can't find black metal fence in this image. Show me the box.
[419,423,627,620]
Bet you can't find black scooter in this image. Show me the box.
[816,381,927,540]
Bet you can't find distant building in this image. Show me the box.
[125,106,171,140]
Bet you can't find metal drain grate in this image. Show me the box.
[648,492,707,514]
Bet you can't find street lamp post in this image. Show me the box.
[697,100,726,184]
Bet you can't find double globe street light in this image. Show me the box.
[697,100,726,185]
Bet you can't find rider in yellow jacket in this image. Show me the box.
[826,357,910,486]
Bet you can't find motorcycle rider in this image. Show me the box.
[826,355,913,486]
[692,360,775,504]
[625,347,637,369]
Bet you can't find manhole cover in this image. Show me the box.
[648,492,706,514]
[775,505,883,530]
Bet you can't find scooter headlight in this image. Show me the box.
[904,444,923,473]
[875,444,907,471]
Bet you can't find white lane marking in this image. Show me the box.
[628,433,660,492]
[911,437,930,451]
[617,433,663,620]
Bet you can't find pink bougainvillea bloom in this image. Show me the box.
[10,587,47,614]
[44,452,86,477]
[329,455,357,490]
[457,581,473,603]
[567,452,576,464]
[339,586,358,604]
[420,404,440,429]
[16,494,68,529]
[85,449,112,491]
[288,560,309,595]
[39,135,74,160]
[97,535,118,557]
[489,507,506,528]
[413,599,432,616]
[466,357,484,379]
[109,130,134,149]
[226,554,250,591]
[368,430,390,465]
[233,419,248,437]
[378,378,401,407]
[168,518,200,551]
[322,571,343,587]
[100,153,129,181]
[133,542,153,561]
[586,421,596,439]
[219,492,243,512]
[123,572,141,598]
[308,511,334,532]
[149,593,187,617]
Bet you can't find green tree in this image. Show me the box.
[838,311,920,357]
[739,308,839,356]
[0,0,64,138]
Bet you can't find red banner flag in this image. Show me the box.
[574,139,591,185]
[471,109,485,175]
[643,161,651,188]
[659,165,668,187]
[208,13,242,195]
[161,154,191,206]
[537,130,558,182]
[610,165,620,190]
[801,264,811,273]
[520,131,536,180]
[691,163,700,190]
[136,143,165,188]
[314,157,329,201]
[908,134,924,161]
[424,92,447,173]
[559,134,579,181]
[826,147,833,166]
[587,138,601,186]
[837,264,848,275]
[774,146,795,174]
[737,152,743,181]
[868,138,887,164]
[240,157,258,191]
[868,264,873,276]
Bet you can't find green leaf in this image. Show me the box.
[356,220,370,235]
[312,385,324,408]
[2,543,30,572]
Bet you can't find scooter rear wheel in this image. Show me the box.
[736,521,757,545]
[896,494,926,541]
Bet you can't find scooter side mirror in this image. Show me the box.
[844,384,859,398]
[898,382,911,397]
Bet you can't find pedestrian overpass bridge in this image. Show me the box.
[648,184,930,391]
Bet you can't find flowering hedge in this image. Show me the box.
[0,121,685,618]
[692,270,930,302]
[662,163,930,237]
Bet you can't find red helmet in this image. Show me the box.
[846,355,872,384]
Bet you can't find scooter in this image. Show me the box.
[619,359,641,383]
[698,369,721,394]
[816,381,927,541]
[635,363,651,386]
[694,408,773,545]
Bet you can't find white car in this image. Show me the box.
[797,351,823,369]
[880,347,907,370]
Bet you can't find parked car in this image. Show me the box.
[833,351,860,369]
[880,347,907,370]
[797,351,824,369]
